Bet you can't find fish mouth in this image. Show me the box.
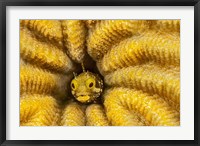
[76,95,91,103]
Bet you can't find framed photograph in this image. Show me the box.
[0,0,199,145]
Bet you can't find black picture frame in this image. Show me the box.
[0,0,199,145]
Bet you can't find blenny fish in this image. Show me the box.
[71,63,103,104]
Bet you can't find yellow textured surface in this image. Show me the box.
[20,27,75,74]
[104,63,180,110]
[84,20,101,29]
[20,64,57,95]
[60,102,86,126]
[20,94,61,126]
[152,20,180,32]
[62,20,87,63]
[20,20,63,47]
[87,20,151,61]
[97,31,180,75]
[85,104,110,126]
[103,88,180,126]
[20,63,73,99]
[20,20,180,126]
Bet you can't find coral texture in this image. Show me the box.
[20,20,63,47]
[60,101,86,126]
[104,63,180,111]
[20,27,75,74]
[97,31,180,75]
[87,20,151,61]
[85,104,110,126]
[20,94,61,126]
[61,20,87,63]
[20,20,180,126]
[103,88,180,126]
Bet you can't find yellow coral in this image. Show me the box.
[20,20,63,47]
[152,20,180,32]
[20,64,56,95]
[20,20,180,127]
[20,94,61,126]
[20,27,75,74]
[103,88,180,126]
[84,20,101,29]
[85,104,110,126]
[20,63,73,99]
[62,20,87,63]
[104,63,180,110]
[87,20,151,61]
[60,102,86,126]
[97,31,180,75]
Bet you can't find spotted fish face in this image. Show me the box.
[71,71,103,104]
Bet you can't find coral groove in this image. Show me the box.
[87,20,151,61]
[152,20,180,32]
[104,63,180,110]
[20,20,63,47]
[86,104,110,126]
[20,94,61,126]
[60,102,86,126]
[97,31,180,75]
[103,88,180,126]
[20,27,75,74]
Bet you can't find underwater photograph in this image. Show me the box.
[20,20,180,126]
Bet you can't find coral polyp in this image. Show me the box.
[20,19,180,126]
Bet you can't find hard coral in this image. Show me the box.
[20,20,180,126]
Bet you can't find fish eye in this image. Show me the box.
[89,82,93,88]
[71,83,75,88]
[86,78,95,89]
[71,80,77,90]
